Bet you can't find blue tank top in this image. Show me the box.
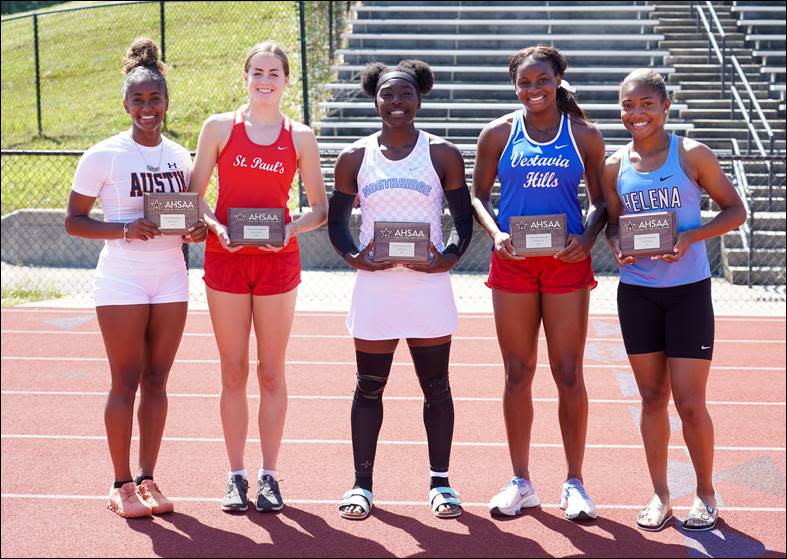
[497,111,585,236]
[617,134,710,287]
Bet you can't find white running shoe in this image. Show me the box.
[560,478,597,521]
[489,477,540,516]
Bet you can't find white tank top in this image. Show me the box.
[356,130,445,252]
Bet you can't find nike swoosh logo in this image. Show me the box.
[555,144,568,150]
[701,345,711,350]
[277,146,287,150]
[660,174,673,182]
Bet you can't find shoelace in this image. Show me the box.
[501,478,527,492]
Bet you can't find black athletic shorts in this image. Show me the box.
[617,278,714,360]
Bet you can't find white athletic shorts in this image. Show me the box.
[93,245,188,307]
[347,267,458,340]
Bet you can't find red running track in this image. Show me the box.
[1,308,785,557]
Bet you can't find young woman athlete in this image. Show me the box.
[328,59,473,520]
[472,45,607,521]
[188,42,327,513]
[604,69,745,531]
[65,37,205,518]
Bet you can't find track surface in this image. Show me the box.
[2,308,785,557]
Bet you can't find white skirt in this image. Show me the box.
[346,267,458,340]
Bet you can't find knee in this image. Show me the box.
[257,362,285,393]
[109,369,140,402]
[639,385,670,413]
[674,397,708,425]
[354,350,394,404]
[419,374,452,405]
[220,358,249,392]
[139,369,168,396]
[503,356,536,393]
[552,362,583,394]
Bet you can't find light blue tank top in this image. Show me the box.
[497,111,585,236]
[617,134,710,287]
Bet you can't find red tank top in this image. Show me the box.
[206,109,299,254]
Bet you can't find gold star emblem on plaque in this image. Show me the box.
[625,222,637,232]
[381,228,392,238]
[151,200,162,210]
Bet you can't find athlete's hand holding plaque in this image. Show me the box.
[373,221,430,263]
[144,192,200,235]
[509,214,567,256]
[228,208,285,246]
[619,211,677,258]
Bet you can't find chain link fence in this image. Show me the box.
[2,148,785,311]
[2,1,785,312]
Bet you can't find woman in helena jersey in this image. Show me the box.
[65,37,206,518]
[188,42,327,513]
[472,45,607,521]
[604,69,745,532]
[328,59,473,520]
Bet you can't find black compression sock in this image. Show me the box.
[113,479,134,489]
[430,476,450,490]
[354,475,373,492]
[134,474,153,485]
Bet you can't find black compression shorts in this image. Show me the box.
[617,278,714,360]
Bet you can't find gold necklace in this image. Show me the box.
[131,135,163,172]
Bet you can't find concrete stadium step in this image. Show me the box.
[748,198,787,212]
[319,101,686,120]
[723,265,786,286]
[723,248,787,268]
[325,82,681,102]
[676,81,769,91]
[336,49,669,67]
[331,65,675,83]
[659,39,746,49]
[343,33,665,50]
[353,4,657,19]
[349,19,661,34]
[722,230,786,250]
[681,108,780,119]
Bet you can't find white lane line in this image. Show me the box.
[2,434,783,452]
[2,390,784,407]
[3,329,785,345]
[0,493,783,512]
[1,356,783,370]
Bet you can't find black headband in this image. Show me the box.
[375,70,419,93]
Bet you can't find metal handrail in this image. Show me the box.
[730,55,775,154]
[729,138,754,287]
[731,87,768,157]
[695,4,725,92]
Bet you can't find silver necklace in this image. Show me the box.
[131,135,163,172]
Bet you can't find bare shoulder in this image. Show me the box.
[569,116,603,143]
[425,132,462,158]
[289,119,317,140]
[605,145,628,167]
[202,111,235,135]
[336,137,367,167]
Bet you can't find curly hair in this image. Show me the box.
[122,37,168,98]
[360,59,434,97]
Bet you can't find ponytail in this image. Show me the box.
[556,87,586,122]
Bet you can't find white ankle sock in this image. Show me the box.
[259,468,278,480]
[229,469,247,480]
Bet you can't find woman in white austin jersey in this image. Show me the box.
[328,60,473,520]
[65,38,205,519]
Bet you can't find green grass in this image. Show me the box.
[1,285,64,306]
[1,1,336,214]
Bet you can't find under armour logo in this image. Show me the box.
[361,460,372,470]
[167,162,178,169]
